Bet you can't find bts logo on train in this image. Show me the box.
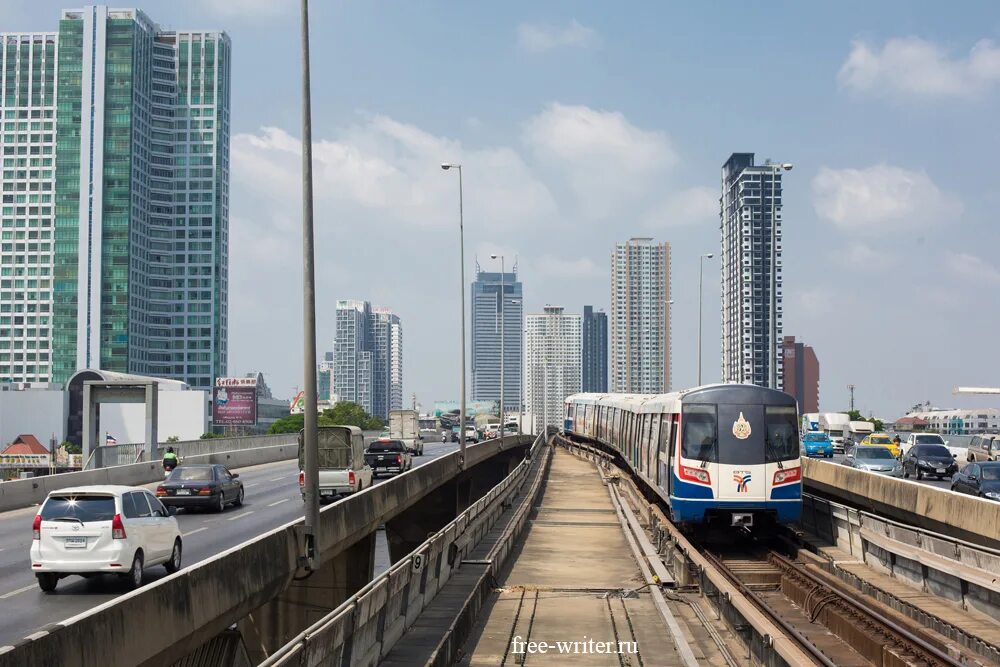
[733,471,751,493]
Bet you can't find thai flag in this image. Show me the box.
[105,433,117,446]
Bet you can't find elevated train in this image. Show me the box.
[564,384,802,530]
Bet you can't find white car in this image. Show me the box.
[30,485,182,592]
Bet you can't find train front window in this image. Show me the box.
[765,406,799,463]
[681,405,717,462]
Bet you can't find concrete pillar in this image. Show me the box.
[146,382,159,462]
[243,531,377,659]
[82,384,98,468]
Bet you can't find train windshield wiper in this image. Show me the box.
[766,436,785,469]
[699,440,716,468]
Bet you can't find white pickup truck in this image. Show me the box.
[298,425,373,503]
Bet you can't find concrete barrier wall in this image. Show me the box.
[0,445,297,513]
[802,458,1000,549]
[0,435,535,667]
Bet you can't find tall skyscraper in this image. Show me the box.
[610,238,671,393]
[582,306,607,393]
[471,264,523,410]
[333,300,402,420]
[373,306,403,415]
[525,306,581,433]
[721,153,786,388]
[1,7,231,390]
[782,336,819,413]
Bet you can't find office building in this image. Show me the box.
[333,300,402,420]
[525,306,580,433]
[317,351,333,402]
[471,263,523,411]
[582,306,607,393]
[610,238,671,393]
[721,153,786,388]
[781,336,819,413]
[1,7,231,390]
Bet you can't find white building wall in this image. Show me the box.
[101,390,208,443]
[0,389,66,446]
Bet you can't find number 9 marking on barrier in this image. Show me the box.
[412,553,423,573]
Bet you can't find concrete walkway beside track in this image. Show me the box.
[458,449,685,666]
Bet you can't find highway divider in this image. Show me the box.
[0,443,298,513]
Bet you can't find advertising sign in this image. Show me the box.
[216,377,258,388]
[213,386,258,425]
[0,453,50,467]
[433,400,499,417]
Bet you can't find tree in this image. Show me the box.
[268,413,305,434]
[61,440,81,455]
[267,401,384,434]
[166,435,180,443]
[200,432,224,439]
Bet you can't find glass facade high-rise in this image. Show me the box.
[333,300,402,420]
[610,238,671,393]
[2,7,230,390]
[582,306,607,393]
[471,264,523,410]
[721,153,784,389]
[525,306,581,433]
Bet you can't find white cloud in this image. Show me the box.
[812,164,962,234]
[517,19,599,53]
[644,187,718,228]
[841,243,897,267]
[944,252,1000,285]
[231,116,557,231]
[523,103,676,217]
[838,37,1000,98]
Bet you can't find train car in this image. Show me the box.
[565,384,801,530]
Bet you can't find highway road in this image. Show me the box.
[0,440,458,649]
[827,453,953,490]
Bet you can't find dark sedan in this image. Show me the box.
[902,444,958,481]
[156,464,244,512]
[950,462,1000,500]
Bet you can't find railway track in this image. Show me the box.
[706,549,974,666]
[554,436,995,667]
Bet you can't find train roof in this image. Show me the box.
[566,383,796,413]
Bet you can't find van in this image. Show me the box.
[967,434,1000,462]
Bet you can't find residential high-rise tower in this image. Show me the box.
[782,336,819,413]
[333,300,402,420]
[1,7,231,390]
[525,306,580,433]
[610,238,671,393]
[720,153,785,388]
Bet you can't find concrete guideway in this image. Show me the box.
[457,449,701,666]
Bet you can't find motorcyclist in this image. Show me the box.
[162,446,179,471]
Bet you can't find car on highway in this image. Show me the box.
[842,446,903,477]
[30,485,182,592]
[156,464,244,513]
[901,443,958,480]
[364,438,413,478]
[900,432,948,458]
[464,426,479,443]
[801,431,834,458]
[857,433,900,458]
[966,434,1000,462]
[950,461,1000,500]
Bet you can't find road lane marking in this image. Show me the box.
[182,527,207,537]
[0,583,36,599]
[268,476,285,482]
[267,499,290,507]
[227,511,254,521]
[244,483,257,488]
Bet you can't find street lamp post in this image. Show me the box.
[490,254,505,443]
[299,0,320,570]
[768,162,793,390]
[441,163,466,467]
[697,253,713,386]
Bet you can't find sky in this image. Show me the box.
[10,1,1000,419]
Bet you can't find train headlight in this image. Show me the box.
[773,467,801,485]
[680,465,712,485]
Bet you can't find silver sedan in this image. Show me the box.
[841,446,904,477]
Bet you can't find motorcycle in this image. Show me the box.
[163,458,178,478]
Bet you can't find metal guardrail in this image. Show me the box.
[260,431,547,667]
[90,434,298,468]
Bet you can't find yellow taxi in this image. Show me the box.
[859,433,900,457]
